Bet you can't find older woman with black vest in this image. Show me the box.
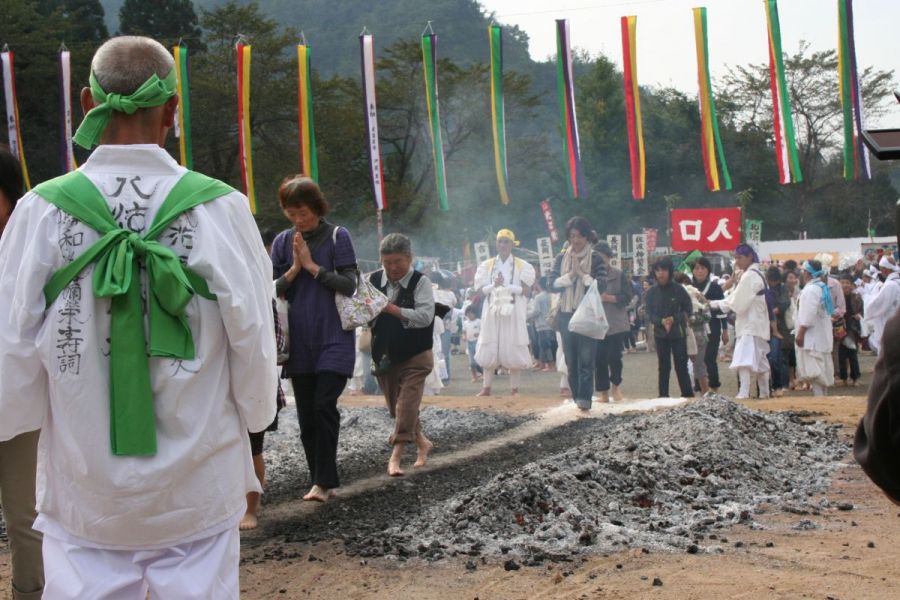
[369,233,436,477]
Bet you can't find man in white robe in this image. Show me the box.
[710,244,771,399]
[474,228,536,396]
[796,260,836,396]
[0,37,276,599]
[865,255,900,356]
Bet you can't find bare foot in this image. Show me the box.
[611,385,623,402]
[414,438,434,468]
[576,407,592,418]
[510,388,519,397]
[302,485,332,503]
[388,446,405,476]
[476,387,491,397]
[560,388,571,397]
[239,512,258,530]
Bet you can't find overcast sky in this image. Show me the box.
[480,0,900,127]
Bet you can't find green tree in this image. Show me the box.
[118,0,201,42]
[37,0,108,42]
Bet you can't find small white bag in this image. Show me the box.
[568,281,609,340]
[273,281,290,364]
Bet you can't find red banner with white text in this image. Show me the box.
[670,207,742,252]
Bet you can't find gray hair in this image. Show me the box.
[380,233,412,257]
[92,36,174,95]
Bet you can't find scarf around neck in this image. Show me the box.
[561,243,592,312]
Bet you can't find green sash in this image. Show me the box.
[34,170,235,456]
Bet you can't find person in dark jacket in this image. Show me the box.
[690,257,726,392]
[550,216,607,416]
[594,242,632,402]
[645,257,694,398]
[767,266,791,396]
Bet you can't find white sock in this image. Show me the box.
[738,368,751,398]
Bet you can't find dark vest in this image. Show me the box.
[370,270,433,365]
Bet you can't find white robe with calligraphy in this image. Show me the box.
[0,145,277,549]
[711,263,770,374]
[473,255,535,370]
[795,283,835,386]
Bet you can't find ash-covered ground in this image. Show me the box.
[350,397,847,564]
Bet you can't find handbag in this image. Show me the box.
[336,270,389,331]
[567,281,609,340]
[833,318,848,341]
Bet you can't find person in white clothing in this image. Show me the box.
[0,37,276,599]
[709,244,771,399]
[865,255,900,355]
[473,228,536,396]
[795,260,836,396]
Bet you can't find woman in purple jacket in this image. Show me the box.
[271,176,358,503]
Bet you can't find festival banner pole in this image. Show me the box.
[58,44,77,173]
[838,0,871,180]
[360,28,387,227]
[620,16,645,200]
[555,19,585,198]
[692,8,731,191]
[173,41,193,170]
[297,34,319,181]
[236,37,256,213]
[1,46,31,189]
[764,0,803,184]
[488,23,511,205]
[421,22,450,211]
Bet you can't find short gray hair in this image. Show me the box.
[380,233,412,257]
[92,36,174,95]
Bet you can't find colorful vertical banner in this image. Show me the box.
[764,0,803,184]
[421,25,449,210]
[621,16,645,200]
[173,43,193,170]
[58,47,77,173]
[540,199,559,242]
[837,0,870,180]
[488,23,511,205]
[297,42,319,181]
[236,41,256,213]
[555,19,585,198]
[1,48,31,190]
[692,7,731,192]
[360,31,387,212]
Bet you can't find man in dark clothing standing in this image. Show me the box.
[645,257,695,398]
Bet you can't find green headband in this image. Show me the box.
[74,69,177,149]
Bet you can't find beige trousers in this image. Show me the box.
[378,350,433,445]
[0,430,44,599]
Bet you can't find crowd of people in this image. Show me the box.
[0,34,898,599]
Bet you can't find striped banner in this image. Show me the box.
[764,0,803,184]
[421,26,449,211]
[621,16,645,200]
[236,41,256,213]
[555,19,585,198]
[297,43,319,181]
[360,32,386,211]
[488,23,511,205]
[838,0,870,180]
[58,48,77,173]
[692,7,731,192]
[173,44,193,170]
[1,49,31,189]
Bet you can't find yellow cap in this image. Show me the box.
[496,228,520,246]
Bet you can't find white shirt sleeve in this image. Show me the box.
[0,195,57,440]
[189,192,277,434]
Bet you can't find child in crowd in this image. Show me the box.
[462,305,483,382]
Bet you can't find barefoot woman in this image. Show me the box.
[369,234,435,476]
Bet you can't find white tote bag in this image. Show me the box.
[568,281,609,340]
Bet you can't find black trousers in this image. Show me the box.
[655,336,694,398]
[595,332,626,391]
[291,371,348,489]
[838,344,861,381]
[705,329,722,389]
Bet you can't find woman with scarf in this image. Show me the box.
[550,217,607,416]
[272,176,358,503]
[690,256,726,393]
[796,260,835,396]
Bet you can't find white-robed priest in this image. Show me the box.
[0,36,276,599]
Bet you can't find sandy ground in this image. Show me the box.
[3,351,896,599]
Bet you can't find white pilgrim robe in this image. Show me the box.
[795,283,835,387]
[865,273,900,355]
[0,145,277,549]
[711,263,770,373]
[473,254,535,370]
